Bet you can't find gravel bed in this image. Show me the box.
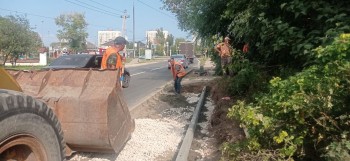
[116,118,184,161]
[188,98,219,161]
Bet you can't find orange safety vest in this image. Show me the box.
[171,62,186,79]
[101,47,123,70]
[216,42,232,58]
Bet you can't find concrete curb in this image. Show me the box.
[175,86,207,161]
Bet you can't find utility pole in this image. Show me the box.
[121,10,129,38]
[133,0,135,58]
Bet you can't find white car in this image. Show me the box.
[168,54,189,69]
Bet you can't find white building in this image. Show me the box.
[98,30,122,48]
[146,30,169,45]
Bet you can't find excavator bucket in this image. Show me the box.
[7,69,135,154]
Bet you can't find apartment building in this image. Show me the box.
[98,30,122,48]
[146,30,169,45]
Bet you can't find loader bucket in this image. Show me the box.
[7,69,135,154]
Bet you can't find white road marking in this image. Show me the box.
[150,67,162,71]
[131,72,145,76]
[130,67,166,76]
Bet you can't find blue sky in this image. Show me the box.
[0,0,190,46]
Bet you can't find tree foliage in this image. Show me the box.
[156,28,165,54]
[163,0,350,68]
[152,28,169,55]
[55,13,88,54]
[0,15,42,65]
[227,0,350,67]
[162,0,231,39]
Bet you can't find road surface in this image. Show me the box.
[123,60,171,109]
[123,60,195,110]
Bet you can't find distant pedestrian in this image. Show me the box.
[215,36,233,75]
[170,57,187,94]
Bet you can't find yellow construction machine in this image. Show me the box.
[0,66,135,161]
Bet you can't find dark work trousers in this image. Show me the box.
[174,76,182,94]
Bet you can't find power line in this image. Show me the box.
[136,0,177,21]
[0,8,55,20]
[87,0,124,13]
[73,0,122,16]
[0,8,116,29]
[65,0,121,17]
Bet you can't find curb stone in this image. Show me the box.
[175,86,207,161]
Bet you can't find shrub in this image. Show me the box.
[226,34,350,160]
[225,51,269,97]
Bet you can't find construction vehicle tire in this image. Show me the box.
[0,89,66,161]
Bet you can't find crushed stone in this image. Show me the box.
[116,119,184,161]
[68,92,201,161]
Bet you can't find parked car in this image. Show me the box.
[167,54,189,69]
[44,54,131,88]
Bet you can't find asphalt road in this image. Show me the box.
[122,60,172,110]
[123,60,195,110]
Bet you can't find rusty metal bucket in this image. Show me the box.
[7,69,135,154]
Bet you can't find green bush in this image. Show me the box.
[226,52,268,97]
[323,138,350,161]
[227,34,350,160]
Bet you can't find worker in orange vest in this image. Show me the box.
[215,36,233,75]
[101,36,127,82]
[170,57,187,94]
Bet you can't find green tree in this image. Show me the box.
[165,34,174,55]
[223,0,350,68]
[154,28,166,55]
[0,15,42,65]
[166,34,174,47]
[163,0,350,69]
[55,13,88,54]
[162,0,231,39]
